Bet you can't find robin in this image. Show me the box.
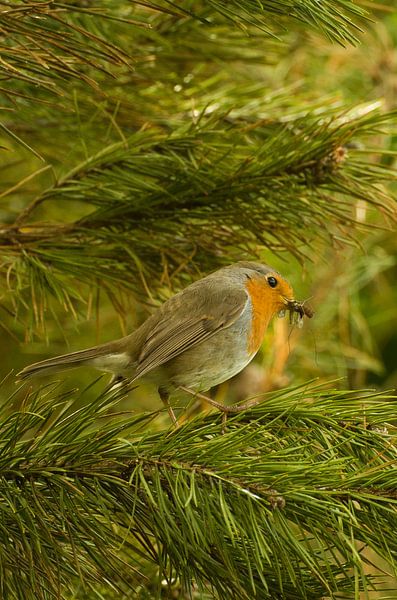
[17,261,312,424]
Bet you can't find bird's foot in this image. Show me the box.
[158,386,179,428]
[179,386,264,432]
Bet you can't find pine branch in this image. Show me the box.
[0,0,366,101]
[1,105,395,330]
[1,380,397,598]
[200,0,368,44]
[0,1,395,598]
[0,1,137,97]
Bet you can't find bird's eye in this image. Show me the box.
[267,276,278,288]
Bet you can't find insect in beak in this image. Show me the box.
[279,298,314,328]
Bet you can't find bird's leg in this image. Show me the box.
[178,386,229,431]
[179,386,262,433]
[225,397,263,412]
[179,386,263,414]
[221,411,228,435]
[158,386,179,428]
[179,386,228,411]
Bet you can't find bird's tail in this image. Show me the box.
[17,342,130,380]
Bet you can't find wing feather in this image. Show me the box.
[133,284,248,380]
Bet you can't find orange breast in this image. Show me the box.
[245,278,277,354]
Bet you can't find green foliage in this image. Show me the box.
[1,2,396,338]
[1,0,397,598]
[1,105,396,330]
[0,0,369,106]
[1,380,397,599]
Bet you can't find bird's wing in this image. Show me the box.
[133,279,249,380]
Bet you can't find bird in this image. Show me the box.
[17,261,312,424]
